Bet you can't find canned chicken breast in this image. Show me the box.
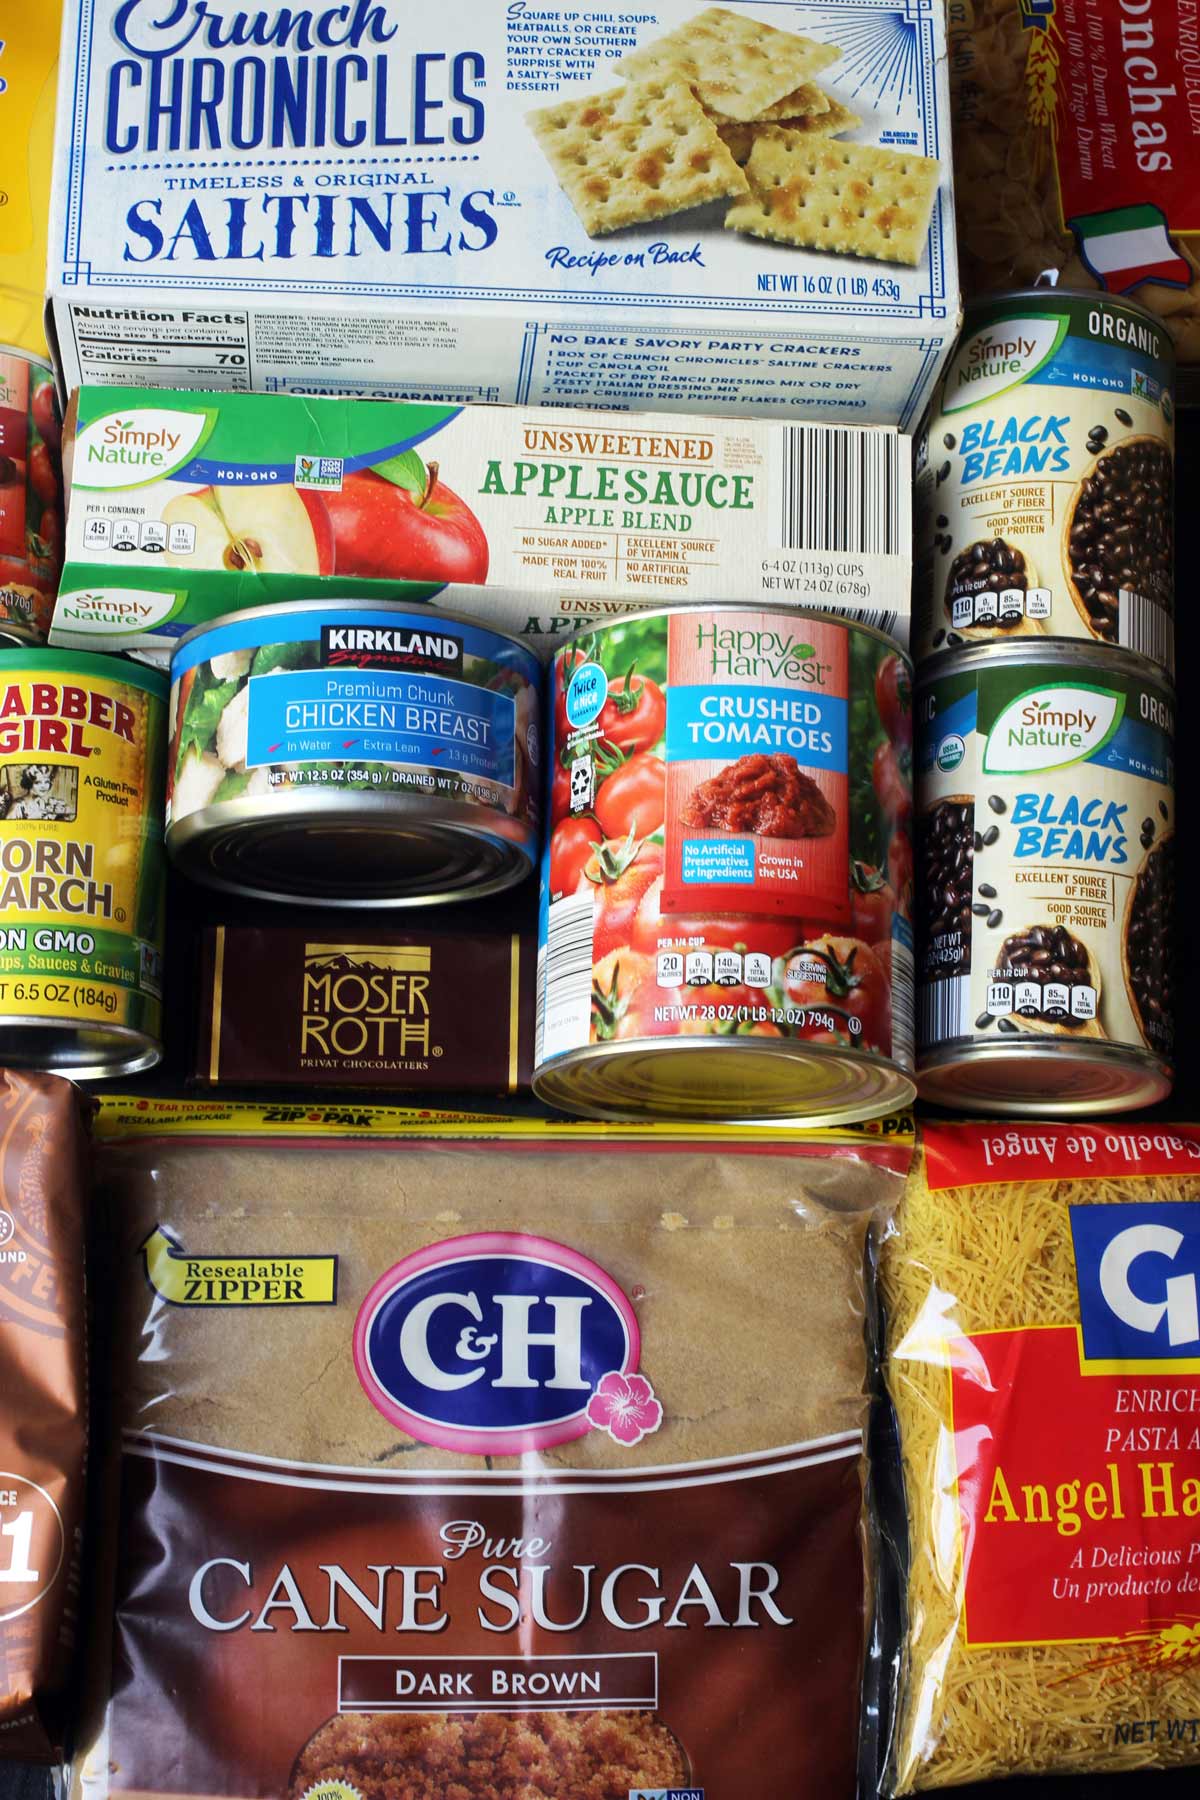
[916,643,1174,1113]
[166,602,541,908]
[535,607,916,1122]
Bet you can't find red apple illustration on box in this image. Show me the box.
[160,447,488,585]
[322,447,488,583]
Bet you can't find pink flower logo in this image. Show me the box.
[586,1371,663,1447]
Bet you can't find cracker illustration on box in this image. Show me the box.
[528,4,938,265]
[726,133,940,265]
[616,5,839,119]
[528,80,748,236]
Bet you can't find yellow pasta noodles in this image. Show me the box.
[883,1122,1200,1789]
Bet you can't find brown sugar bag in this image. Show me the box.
[74,1103,910,1800]
[0,1070,90,1761]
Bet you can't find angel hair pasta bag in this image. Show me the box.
[883,1122,1200,1788]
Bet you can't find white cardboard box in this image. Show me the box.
[47,0,959,427]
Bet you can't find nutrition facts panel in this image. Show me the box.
[66,306,252,387]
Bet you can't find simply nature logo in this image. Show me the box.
[984,685,1122,774]
[74,407,215,488]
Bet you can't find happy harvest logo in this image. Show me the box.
[352,1233,661,1455]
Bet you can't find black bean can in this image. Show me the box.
[916,642,1174,1115]
[915,291,1175,679]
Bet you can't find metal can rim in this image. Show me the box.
[171,595,545,671]
[0,346,55,377]
[0,645,168,699]
[0,1017,163,1082]
[917,1036,1173,1117]
[167,792,536,909]
[534,1034,917,1126]
[914,637,1175,710]
[958,285,1176,364]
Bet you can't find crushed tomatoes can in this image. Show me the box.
[534,607,916,1122]
[166,601,541,907]
[0,649,166,1077]
[0,351,62,644]
[916,641,1174,1114]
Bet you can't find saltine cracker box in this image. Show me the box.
[46,2,959,428]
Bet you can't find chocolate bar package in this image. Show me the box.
[194,925,534,1094]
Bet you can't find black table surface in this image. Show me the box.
[2,423,1196,1800]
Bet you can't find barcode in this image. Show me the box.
[820,604,902,643]
[1118,589,1174,678]
[535,890,596,1067]
[918,975,972,1051]
[890,927,916,1071]
[771,425,902,555]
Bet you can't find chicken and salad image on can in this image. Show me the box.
[534,607,916,1123]
[916,642,1174,1114]
[915,290,1175,676]
[166,602,541,907]
[0,649,166,1077]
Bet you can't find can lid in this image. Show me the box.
[534,1037,915,1125]
[168,803,534,909]
[958,285,1175,363]
[918,1039,1172,1116]
[0,1017,161,1082]
[915,636,1175,702]
[171,597,543,678]
[0,646,168,698]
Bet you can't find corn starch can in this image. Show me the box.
[0,650,166,1076]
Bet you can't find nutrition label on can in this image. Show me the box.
[68,305,252,388]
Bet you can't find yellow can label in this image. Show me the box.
[0,653,166,1042]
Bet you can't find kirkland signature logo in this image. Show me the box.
[321,623,463,672]
[1071,1202,1200,1366]
[352,1234,661,1455]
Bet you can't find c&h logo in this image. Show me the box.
[1070,1202,1200,1369]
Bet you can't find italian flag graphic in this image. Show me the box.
[1069,203,1192,294]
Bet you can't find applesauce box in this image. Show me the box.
[53,388,912,657]
[47,0,958,427]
